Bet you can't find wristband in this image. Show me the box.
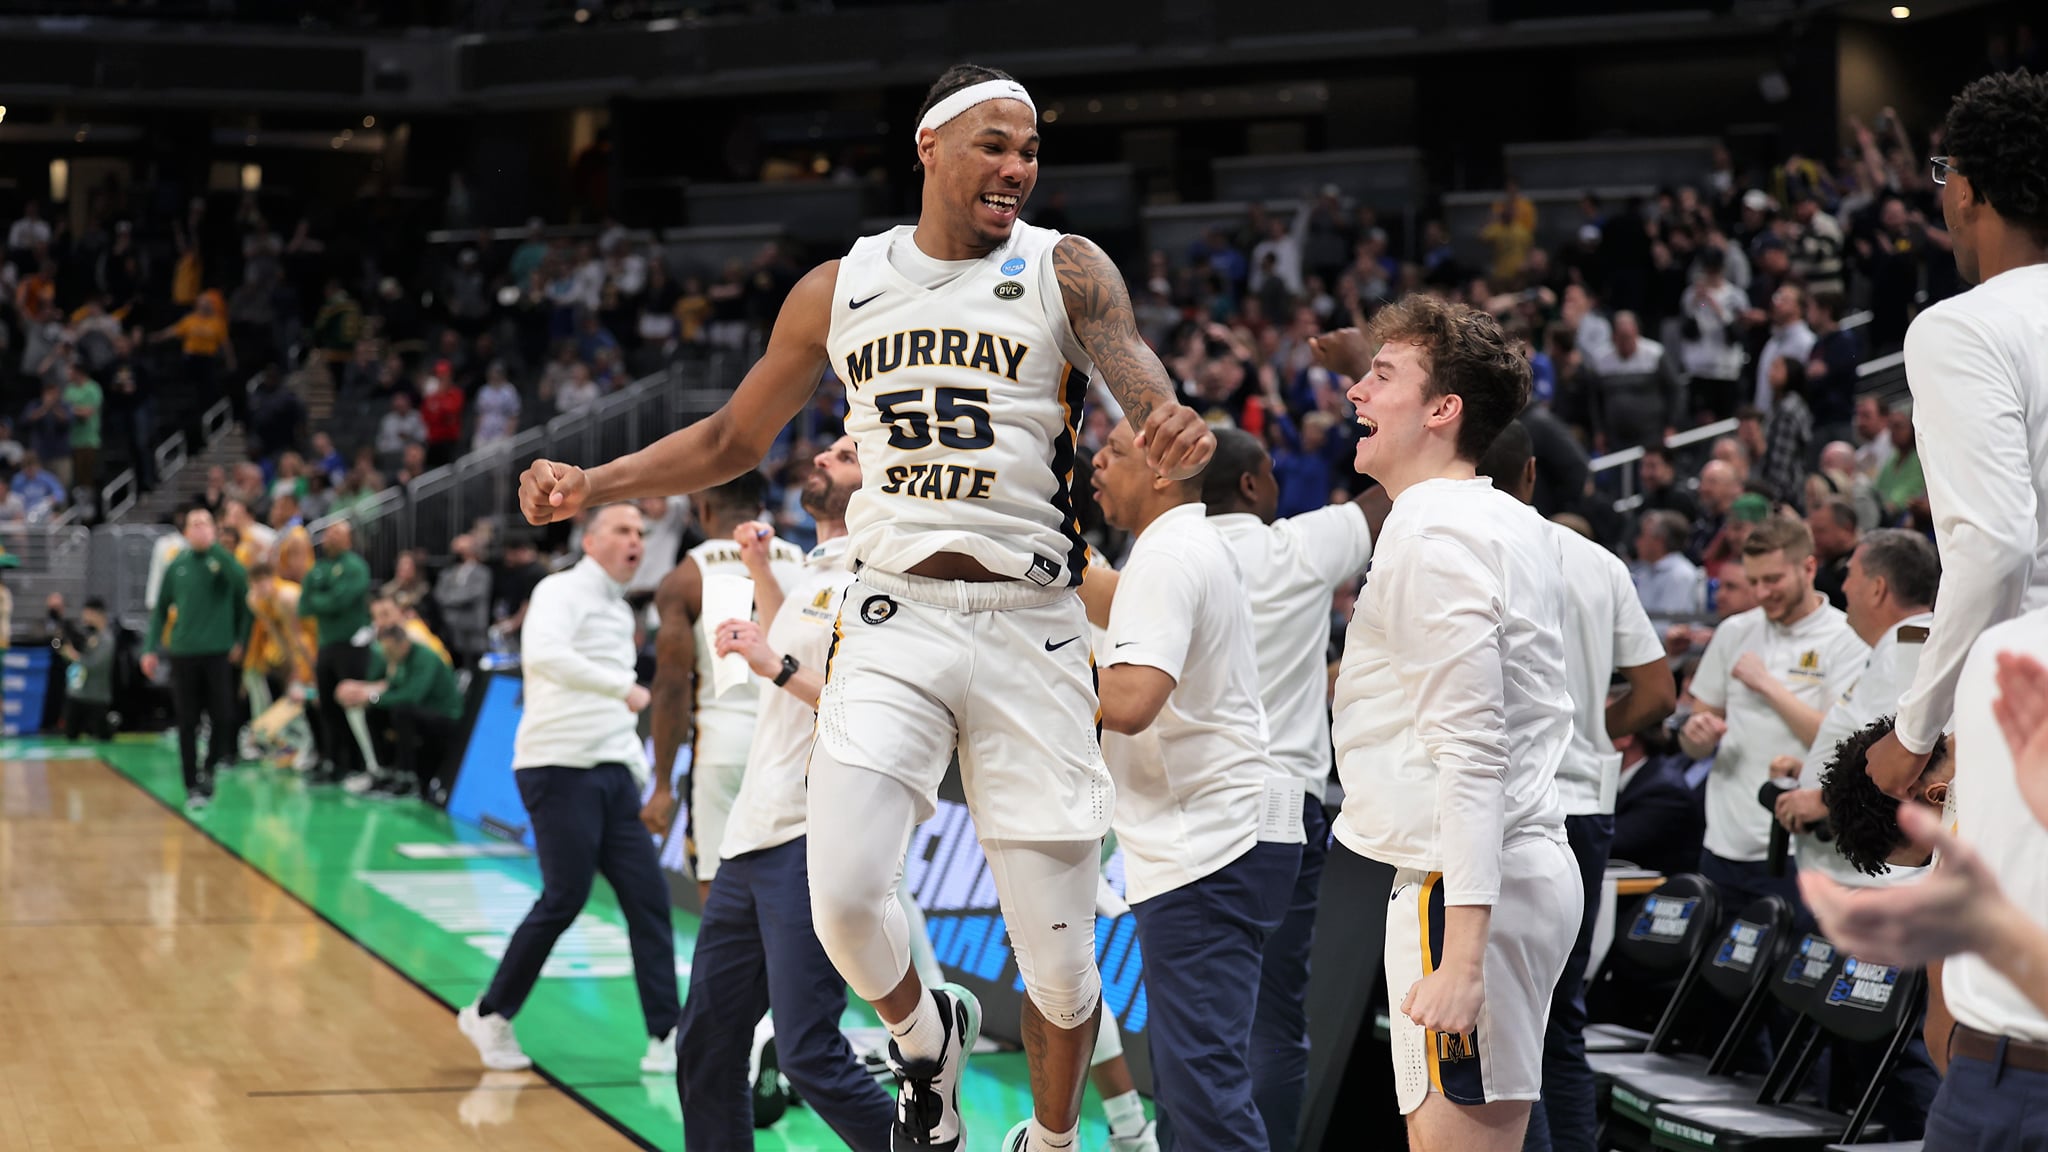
[773,653,800,687]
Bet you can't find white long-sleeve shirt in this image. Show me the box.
[513,556,648,781]
[1331,479,1573,906]
[1893,264,2048,755]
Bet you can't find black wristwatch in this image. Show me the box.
[773,653,800,687]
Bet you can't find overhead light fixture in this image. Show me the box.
[49,158,68,202]
[363,115,376,128]
[1891,5,1909,17]
[240,164,262,192]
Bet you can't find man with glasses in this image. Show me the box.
[1859,69,2048,1150]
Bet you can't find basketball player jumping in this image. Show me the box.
[518,64,1212,1152]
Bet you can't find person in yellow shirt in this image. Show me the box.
[150,291,239,423]
[1481,178,1540,285]
[242,561,319,770]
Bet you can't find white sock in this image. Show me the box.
[1102,1089,1146,1137]
[1029,1120,1079,1151]
[885,988,946,1064]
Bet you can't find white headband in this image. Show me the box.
[914,79,1036,146]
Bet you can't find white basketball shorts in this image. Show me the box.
[812,567,1113,843]
[1385,835,1579,1114]
[689,758,747,882]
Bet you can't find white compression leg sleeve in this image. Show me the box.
[1092,1003,1124,1065]
[345,706,385,775]
[984,837,1102,1029]
[806,749,922,1003]
[897,868,946,990]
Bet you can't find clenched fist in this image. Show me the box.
[518,459,591,525]
[1136,403,1215,481]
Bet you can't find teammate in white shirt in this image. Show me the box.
[1680,516,1867,914]
[1864,70,2048,802]
[1195,422,1384,1150]
[676,437,899,1152]
[517,63,1213,1152]
[1475,421,1674,1152]
[1083,417,1303,1152]
[1327,295,1581,1151]
[647,472,805,900]
[1768,530,1939,887]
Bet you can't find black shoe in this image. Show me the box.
[886,984,982,1152]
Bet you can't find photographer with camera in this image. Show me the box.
[59,597,117,741]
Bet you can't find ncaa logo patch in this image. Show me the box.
[1000,257,1027,275]
[860,595,897,625]
[994,280,1026,301]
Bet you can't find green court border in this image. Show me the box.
[57,734,1104,1152]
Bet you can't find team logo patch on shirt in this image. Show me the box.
[1788,648,1825,683]
[994,280,1025,300]
[860,595,897,625]
[1000,257,1027,275]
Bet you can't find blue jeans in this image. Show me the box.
[1524,814,1614,1152]
[678,836,892,1152]
[1924,1045,2048,1151]
[480,764,681,1038]
[1142,840,1300,1152]
[1251,795,1328,1152]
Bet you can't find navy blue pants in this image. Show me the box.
[1250,796,1327,1152]
[1524,813,1615,1152]
[677,836,893,1152]
[480,764,681,1038]
[1142,840,1300,1152]
[1924,1045,2048,1150]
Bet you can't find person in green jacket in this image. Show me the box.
[142,507,252,810]
[337,624,464,802]
[298,518,374,786]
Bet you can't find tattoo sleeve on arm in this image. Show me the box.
[1054,236,1177,429]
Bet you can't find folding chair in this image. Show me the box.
[1648,951,1922,1150]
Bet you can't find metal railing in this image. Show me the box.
[98,397,236,524]
[2,523,93,641]
[309,356,742,576]
[1588,334,1910,514]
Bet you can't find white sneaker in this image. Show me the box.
[640,1028,677,1075]
[887,983,981,1152]
[342,771,380,795]
[459,1002,532,1071]
[1109,1120,1160,1152]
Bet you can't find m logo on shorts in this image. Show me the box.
[1435,1032,1475,1061]
[860,595,898,625]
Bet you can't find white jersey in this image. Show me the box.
[1331,478,1573,907]
[1102,503,1295,904]
[1799,612,1933,888]
[684,535,807,766]
[1552,520,1666,816]
[827,222,1095,588]
[1690,602,1867,862]
[1946,608,2048,1043]
[722,536,856,860]
[1211,505,1374,796]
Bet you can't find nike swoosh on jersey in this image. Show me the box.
[1044,636,1079,652]
[1113,640,1138,648]
[848,292,885,309]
